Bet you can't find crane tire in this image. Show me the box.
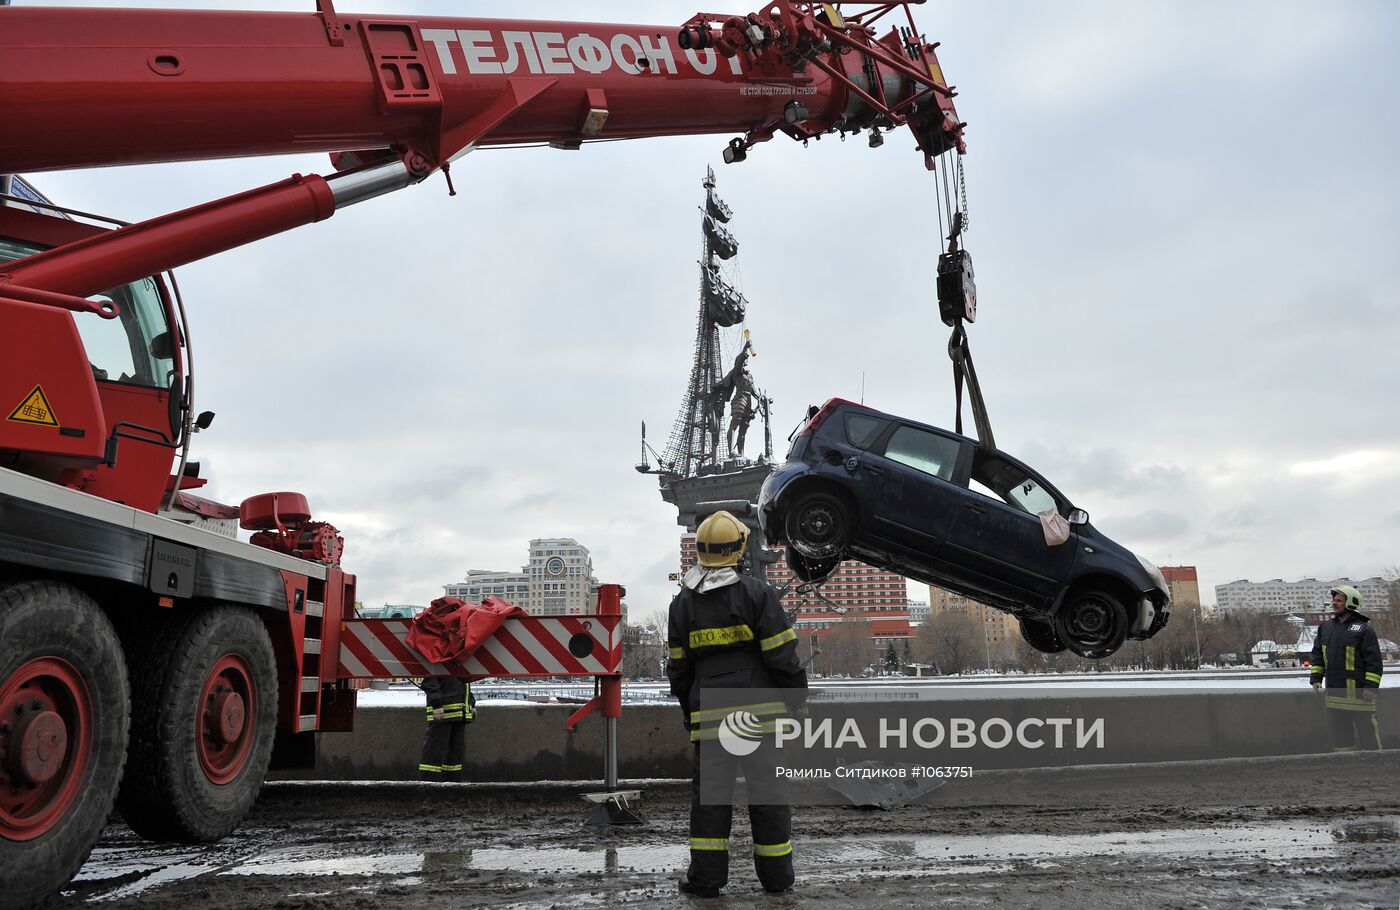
[0,580,130,910]
[117,605,277,843]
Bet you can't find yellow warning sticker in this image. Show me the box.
[6,385,59,428]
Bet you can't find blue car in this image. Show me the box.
[758,399,1171,658]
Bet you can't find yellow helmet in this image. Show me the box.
[696,510,749,568]
[1330,585,1362,610]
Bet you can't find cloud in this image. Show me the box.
[1290,450,1396,478]
[1104,509,1189,544]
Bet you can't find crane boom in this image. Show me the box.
[0,1,968,511]
[0,3,964,175]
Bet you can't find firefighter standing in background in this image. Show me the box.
[1310,585,1384,752]
[667,510,807,897]
[419,675,474,780]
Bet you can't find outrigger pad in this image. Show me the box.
[581,790,645,826]
[827,762,947,810]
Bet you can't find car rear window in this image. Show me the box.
[844,413,885,449]
[883,426,960,480]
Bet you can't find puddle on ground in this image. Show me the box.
[1331,817,1400,844]
[70,817,1397,901]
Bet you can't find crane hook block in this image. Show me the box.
[936,249,976,326]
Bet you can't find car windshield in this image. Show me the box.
[971,450,1060,516]
[0,236,174,389]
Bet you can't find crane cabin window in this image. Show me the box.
[0,237,174,389]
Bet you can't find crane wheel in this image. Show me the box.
[0,581,130,910]
[117,605,277,843]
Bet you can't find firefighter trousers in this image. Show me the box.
[1326,704,1383,752]
[420,721,466,781]
[688,741,794,893]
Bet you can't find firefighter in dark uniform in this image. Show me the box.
[667,510,807,897]
[1310,585,1384,752]
[419,675,474,780]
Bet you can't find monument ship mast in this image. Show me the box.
[639,166,774,531]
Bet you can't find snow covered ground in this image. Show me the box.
[353,664,1397,707]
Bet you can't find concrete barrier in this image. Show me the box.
[271,691,1398,782]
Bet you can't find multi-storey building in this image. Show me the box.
[927,584,1020,658]
[1160,566,1201,607]
[526,538,599,616]
[444,569,530,605]
[445,538,601,616]
[1215,576,1390,615]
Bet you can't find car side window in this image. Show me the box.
[1006,478,1058,515]
[972,452,1060,516]
[844,413,885,449]
[881,426,960,481]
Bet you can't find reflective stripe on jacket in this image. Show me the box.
[422,675,475,723]
[1310,611,1382,708]
[666,572,807,727]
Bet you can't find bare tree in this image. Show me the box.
[822,619,875,676]
[913,610,981,675]
[622,611,669,679]
[1211,609,1294,664]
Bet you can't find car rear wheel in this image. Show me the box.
[784,491,853,561]
[786,549,840,583]
[1053,589,1128,659]
[1018,617,1066,654]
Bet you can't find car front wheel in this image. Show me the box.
[783,491,853,561]
[1053,590,1128,659]
[1019,617,1066,654]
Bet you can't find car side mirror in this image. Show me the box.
[1068,508,1089,526]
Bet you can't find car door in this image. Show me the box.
[852,423,966,558]
[942,451,1076,605]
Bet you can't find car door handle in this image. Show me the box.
[965,504,986,515]
[847,456,883,475]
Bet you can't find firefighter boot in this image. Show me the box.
[678,875,722,898]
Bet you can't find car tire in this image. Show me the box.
[1053,589,1128,659]
[0,581,130,910]
[783,491,853,561]
[786,549,840,583]
[1018,617,1066,654]
[117,605,277,843]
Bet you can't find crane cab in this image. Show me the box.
[0,198,188,512]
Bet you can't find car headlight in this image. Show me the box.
[1135,554,1169,596]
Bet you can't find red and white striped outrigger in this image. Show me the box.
[338,584,631,818]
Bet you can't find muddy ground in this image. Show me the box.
[56,752,1399,909]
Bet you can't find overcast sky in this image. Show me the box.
[25,0,1400,618]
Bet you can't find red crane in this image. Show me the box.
[0,2,966,905]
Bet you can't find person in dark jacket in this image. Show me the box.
[668,510,807,898]
[1310,585,1383,752]
[419,675,474,780]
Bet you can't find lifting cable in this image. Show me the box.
[934,153,993,452]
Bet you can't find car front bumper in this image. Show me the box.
[1129,593,1171,640]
